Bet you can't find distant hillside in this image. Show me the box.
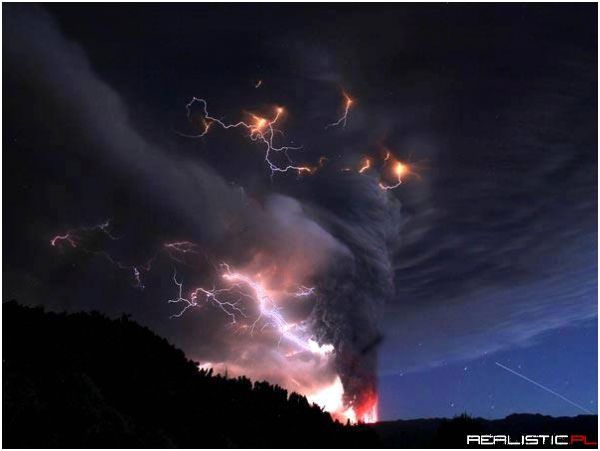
[3,301,380,448]
[372,413,598,448]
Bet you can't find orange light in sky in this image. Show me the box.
[359,158,371,174]
[394,161,406,177]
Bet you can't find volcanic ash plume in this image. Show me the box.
[167,176,402,423]
[4,4,404,424]
[304,172,403,422]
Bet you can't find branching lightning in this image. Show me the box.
[182,97,315,177]
[327,91,354,128]
[50,219,117,248]
[290,286,317,298]
[50,220,153,289]
[169,263,334,357]
[352,148,411,191]
[379,161,406,190]
[168,269,247,323]
[48,86,420,425]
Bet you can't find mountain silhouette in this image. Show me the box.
[3,301,379,448]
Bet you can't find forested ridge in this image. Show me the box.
[3,301,379,448]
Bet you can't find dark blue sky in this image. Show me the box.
[380,319,598,419]
[3,3,597,420]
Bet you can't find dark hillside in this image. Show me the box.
[3,301,380,448]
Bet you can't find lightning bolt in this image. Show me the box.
[50,219,117,247]
[168,270,247,323]
[358,158,371,174]
[169,262,334,357]
[290,286,317,298]
[181,97,313,178]
[327,91,354,128]
[50,220,154,289]
[379,161,405,190]
[49,87,420,425]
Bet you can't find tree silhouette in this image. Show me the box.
[3,301,381,448]
[434,412,485,448]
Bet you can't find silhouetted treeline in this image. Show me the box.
[3,301,380,448]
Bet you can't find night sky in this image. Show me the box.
[3,3,597,421]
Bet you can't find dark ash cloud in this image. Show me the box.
[3,3,597,414]
[3,4,403,414]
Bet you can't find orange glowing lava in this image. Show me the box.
[350,392,379,424]
[307,378,379,425]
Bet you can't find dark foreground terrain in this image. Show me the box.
[3,302,597,448]
[373,413,598,448]
[3,301,378,448]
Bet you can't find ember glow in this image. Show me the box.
[353,391,379,424]
[307,376,378,424]
[342,394,379,424]
[306,378,379,424]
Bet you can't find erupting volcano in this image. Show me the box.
[5,3,598,439]
[44,84,402,422]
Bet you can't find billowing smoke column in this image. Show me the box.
[162,175,402,422]
[157,180,402,422]
[303,171,402,421]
